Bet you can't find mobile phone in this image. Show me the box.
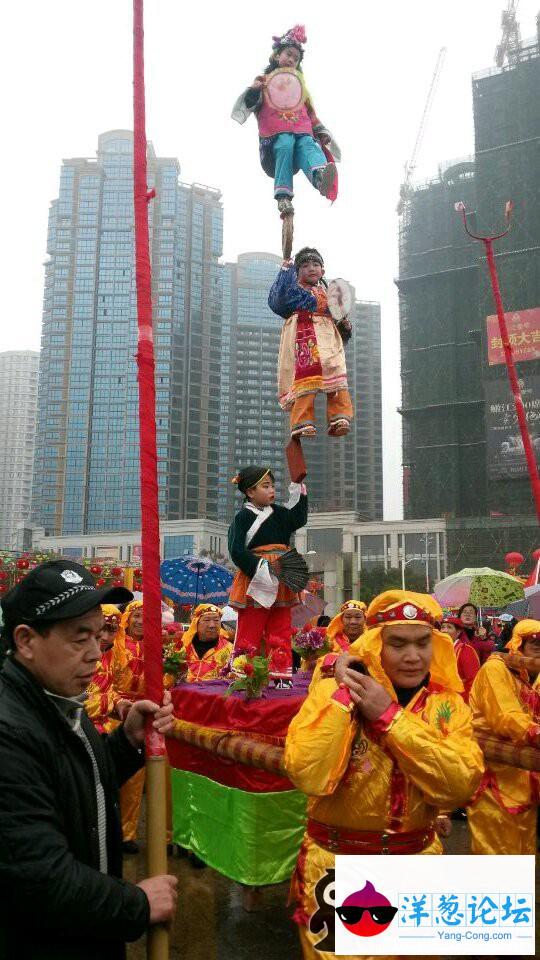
[348,659,367,675]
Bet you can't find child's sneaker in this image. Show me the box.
[316,162,337,199]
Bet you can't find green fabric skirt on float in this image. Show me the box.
[171,767,307,886]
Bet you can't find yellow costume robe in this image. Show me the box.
[85,605,125,733]
[114,601,146,843]
[178,603,232,683]
[85,649,119,734]
[326,600,366,654]
[467,619,540,855]
[284,590,484,960]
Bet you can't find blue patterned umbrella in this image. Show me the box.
[160,556,233,606]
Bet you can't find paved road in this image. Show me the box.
[127,819,539,959]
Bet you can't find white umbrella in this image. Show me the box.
[220,604,238,624]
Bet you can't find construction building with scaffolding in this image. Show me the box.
[398,15,540,568]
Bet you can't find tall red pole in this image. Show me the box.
[456,202,540,523]
[133,2,169,958]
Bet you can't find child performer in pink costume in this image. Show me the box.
[228,466,308,679]
[231,25,340,217]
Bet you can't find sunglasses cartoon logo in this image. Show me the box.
[335,880,397,938]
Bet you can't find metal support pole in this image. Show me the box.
[455,202,540,523]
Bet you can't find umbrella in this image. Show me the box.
[504,597,530,619]
[291,592,326,630]
[220,604,238,625]
[524,585,540,619]
[160,556,233,606]
[434,567,525,610]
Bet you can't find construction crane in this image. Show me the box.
[495,1,522,67]
[397,47,447,216]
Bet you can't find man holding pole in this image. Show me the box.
[0,561,178,960]
[467,619,540,854]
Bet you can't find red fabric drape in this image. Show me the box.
[133,0,164,748]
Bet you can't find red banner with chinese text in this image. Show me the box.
[487,308,540,365]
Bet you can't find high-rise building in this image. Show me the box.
[353,301,384,520]
[304,299,383,520]
[399,29,539,528]
[220,253,289,521]
[33,130,223,536]
[0,351,39,549]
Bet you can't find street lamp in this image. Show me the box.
[401,556,419,591]
[423,533,431,594]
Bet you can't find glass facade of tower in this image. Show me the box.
[169,184,223,520]
[220,254,288,520]
[304,298,383,519]
[33,131,223,535]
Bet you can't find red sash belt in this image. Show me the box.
[307,818,435,855]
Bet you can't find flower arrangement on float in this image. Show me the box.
[292,628,332,667]
[226,654,270,699]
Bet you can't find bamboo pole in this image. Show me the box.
[477,736,540,773]
[170,717,540,774]
[498,652,540,675]
[145,757,169,958]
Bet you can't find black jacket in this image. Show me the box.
[0,657,149,960]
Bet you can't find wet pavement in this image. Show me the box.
[125,848,299,959]
[125,816,539,959]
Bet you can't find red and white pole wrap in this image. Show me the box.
[133,1,169,957]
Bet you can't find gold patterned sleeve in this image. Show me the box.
[284,678,357,796]
[470,658,540,744]
[382,693,484,809]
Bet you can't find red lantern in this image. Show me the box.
[533,549,540,562]
[505,551,524,575]
[111,566,123,577]
[0,572,7,582]
[133,579,143,591]
[16,558,30,570]
[133,568,142,578]
[96,578,106,587]
[90,565,102,576]
[0,584,7,594]
[112,579,124,588]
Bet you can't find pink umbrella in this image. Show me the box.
[291,592,326,629]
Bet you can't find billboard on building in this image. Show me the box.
[487,308,540,365]
[94,546,120,560]
[486,374,540,479]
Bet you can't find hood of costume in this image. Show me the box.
[120,599,143,639]
[181,603,230,651]
[326,600,366,644]
[505,619,540,654]
[350,589,463,697]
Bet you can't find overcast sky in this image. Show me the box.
[1,0,538,521]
